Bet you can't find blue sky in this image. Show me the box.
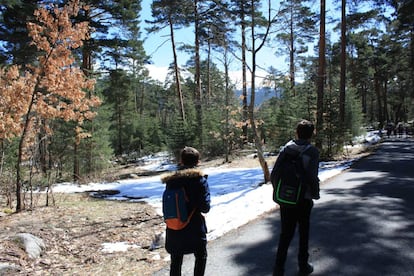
[139,0,287,85]
[138,1,368,86]
[141,0,190,67]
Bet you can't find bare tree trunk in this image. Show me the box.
[16,148,23,212]
[168,13,186,122]
[339,0,346,127]
[374,72,383,124]
[79,7,93,178]
[289,3,295,95]
[117,99,123,154]
[316,0,326,150]
[411,28,414,100]
[139,80,145,117]
[194,0,203,147]
[73,141,79,182]
[223,47,230,163]
[241,1,248,144]
[16,82,39,212]
[207,33,212,106]
[248,0,272,183]
[39,126,48,175]
[383,79,389,124]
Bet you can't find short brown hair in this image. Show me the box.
[180,146,200,167]
[296,120,315,140]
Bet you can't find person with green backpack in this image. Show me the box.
[271,120,320,276]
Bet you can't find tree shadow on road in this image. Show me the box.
[230,140,414,276]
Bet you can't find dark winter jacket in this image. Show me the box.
[271,139,320,200]
[161,168,211,255]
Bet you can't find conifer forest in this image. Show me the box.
[0,0,413,211]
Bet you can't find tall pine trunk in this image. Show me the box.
[289,3,295,95]
[374,71,383,124]
[224,47,231,163]
[241,2,248,144]
[316,0,326,150]
[339,0,346,128]
[249,0,272,183]
[194,0,203,147]
[168,13,186,122]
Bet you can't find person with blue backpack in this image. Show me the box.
[161,146,211,276]
[271,120,320,276]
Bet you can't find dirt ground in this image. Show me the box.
[0,146,372,275]
[0,193,168,275]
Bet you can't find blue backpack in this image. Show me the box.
[162,186,195,230]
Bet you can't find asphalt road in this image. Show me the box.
[154,138,414,276]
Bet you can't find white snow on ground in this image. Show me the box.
[52,132,382,252]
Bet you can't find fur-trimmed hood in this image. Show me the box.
[161,168,205,183]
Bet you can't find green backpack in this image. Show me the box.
[273,145,310,206]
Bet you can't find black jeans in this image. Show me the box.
[170,247,207,276]
[273,199,313,275]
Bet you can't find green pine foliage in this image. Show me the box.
[1,0,414,207]
[166,117,196,162]
[143,118,165,154]
[345,87,365,139]
[0,139,16,207]
[77,112,113,177]
[322,81,343,158]
[259,54,365,159]
[102,69,135,155]
[47,120,78,182]
[259,84,315,152]
[0,0,38,66]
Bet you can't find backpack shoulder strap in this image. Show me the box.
[299,144,312,157]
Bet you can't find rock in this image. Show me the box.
[0,262,21,274]
[13,233,45,259]
[150,232,165,251]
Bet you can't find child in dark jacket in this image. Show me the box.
[161,147,211,276]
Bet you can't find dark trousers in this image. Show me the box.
[273,199,313,275]
[170,247,207,276]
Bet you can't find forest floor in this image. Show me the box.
[0,146,373,275]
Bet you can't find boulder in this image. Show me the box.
[0,262,21,274]
[13,233,45,259]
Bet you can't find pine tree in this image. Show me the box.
[0,0,39,65]
[146,0,193,122]
[275,0,318,94]
[316,0,326,150]
[72,0,145,179]
[247,0,274,182]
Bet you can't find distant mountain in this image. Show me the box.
[234,87,276,106]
